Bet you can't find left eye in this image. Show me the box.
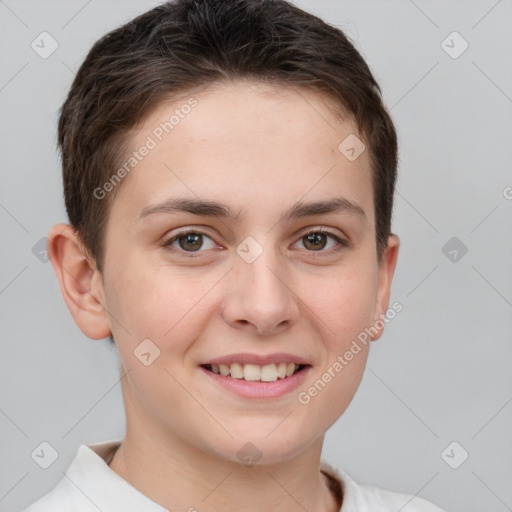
[295,230,343,251]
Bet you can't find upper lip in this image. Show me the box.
[200,353,311,366]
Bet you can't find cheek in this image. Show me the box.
[289,265,375,420]
[295,321,370,437]
[105,259,218,356]
[297,264,377,345]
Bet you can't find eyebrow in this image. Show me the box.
[137,196,366,223]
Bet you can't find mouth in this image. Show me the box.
[200,362,309,382]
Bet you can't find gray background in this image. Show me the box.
[1,1,511,511]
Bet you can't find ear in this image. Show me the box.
[370,234,400,341]
[48,223,112,340]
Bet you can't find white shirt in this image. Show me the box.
[22,439,445,512]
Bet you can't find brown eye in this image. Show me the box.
[297,229,345,252]
[302,232,328,250]
[163,230,217,255]
[178,233,203,251]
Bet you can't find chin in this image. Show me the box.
[208,428,319,468]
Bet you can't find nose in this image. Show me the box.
[221,250,300,336]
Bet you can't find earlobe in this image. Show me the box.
[48,223,112,340]
[370,234,400,342]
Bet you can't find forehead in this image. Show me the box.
[111,80,374,226]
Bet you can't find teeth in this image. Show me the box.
[230,362,244,379]
[243,364,260,381]
[261,363,278,382]
[207,362,303,381]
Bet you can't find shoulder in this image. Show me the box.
[21,440,123,512]
[21,478,92,512]
[21,471,101,512]
[320,460,446,512]
[22,494,72,512]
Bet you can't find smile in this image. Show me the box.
[201,362,307,382]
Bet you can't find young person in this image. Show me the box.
[24,1,445,510]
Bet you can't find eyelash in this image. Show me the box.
[161,227,348,258]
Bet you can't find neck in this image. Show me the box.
[108,428,340,512]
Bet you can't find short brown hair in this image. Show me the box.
[58,0,398,271]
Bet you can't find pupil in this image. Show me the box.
[179,233,202,251]
[304,233,326,250]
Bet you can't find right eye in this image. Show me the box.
[162,230,218,256]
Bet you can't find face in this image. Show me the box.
[95,80,398,464]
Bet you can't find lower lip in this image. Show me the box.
[199,365,312,399]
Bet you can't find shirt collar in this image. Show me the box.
[67,439,168,512]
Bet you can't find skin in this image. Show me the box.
[48,80,399,512]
